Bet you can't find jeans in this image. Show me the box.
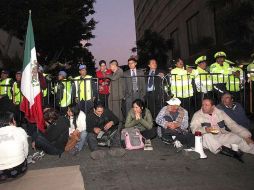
[75,130,88,151]
[35,134,63,155]
[87,125,118,151]
[161,127,195,148]
[140,127,157,140]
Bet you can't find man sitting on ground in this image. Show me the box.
[156,97,195,152]
[86,103,125,160]
[217,92,251,130]
[190,98,254,162]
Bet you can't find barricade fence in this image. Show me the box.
[0,72,254,122]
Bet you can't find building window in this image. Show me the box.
[186,12,200,54]
[170,29,180,58]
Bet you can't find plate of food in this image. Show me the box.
[210,129,220,134]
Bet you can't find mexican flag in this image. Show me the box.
[20,11,45,132]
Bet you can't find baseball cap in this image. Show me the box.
[214,51,226,59]
[58,71,67,77]
[1,70,9,74]
[195,56,207,65]
[79,64,86,70]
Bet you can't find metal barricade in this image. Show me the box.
[3,71,252,123]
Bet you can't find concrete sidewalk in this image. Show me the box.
[27,138,254,190]
[0,166,84,190]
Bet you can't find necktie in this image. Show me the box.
[132,70,138,91]
[148,71,155,88]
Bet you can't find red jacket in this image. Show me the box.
[96,69,112,95]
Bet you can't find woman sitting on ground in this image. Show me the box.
[0,112,28,182]
[125,99,157,141]
[66,104,87,155]
[32,108,69,156]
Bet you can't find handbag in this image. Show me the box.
[121,127,144,150]
[65,131,80,152]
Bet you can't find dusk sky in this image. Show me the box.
[89,0,136,67]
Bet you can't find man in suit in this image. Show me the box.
[145,58,165,118]
[123,57,146,117]
[107,60,124,121]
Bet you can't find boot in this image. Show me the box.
[220,146,244,163]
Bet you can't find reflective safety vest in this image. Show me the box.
[42,73,48,97]
[55,79,72,107]
[226,67,243,92]
[210,62,231,84]
[74,75,92,101]
[192,67,212,93]
[170,68,193,98]
[12,81,22,105]
[42,88,47,97]
[247,62,254,81]
[0,78,12,99]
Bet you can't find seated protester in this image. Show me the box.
[217,92,251,129]
[0,112,28,182]
[86,103,125,159]
[156,98,195,151]
[190,98,254,162]
[32,108,69,156]
[66,104,87,156]
[125,99,157,145]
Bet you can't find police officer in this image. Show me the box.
[12,71,22,105]
[247,53,254,82]
[192,56,213,108]
[210,51,231,99]
[74,65,97,113]
[170,58,194,112]
[12,71,24,125]
[247,53,254,113]
[0,70,13,100]
[226,61,243,102]
[54,71,73,114]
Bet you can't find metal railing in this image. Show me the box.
[1,71,254,122]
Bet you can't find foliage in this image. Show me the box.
[206,0,254,59]
[0,0,96,74]
[136,29,171,70]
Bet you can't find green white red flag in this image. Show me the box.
[20,11,45,132]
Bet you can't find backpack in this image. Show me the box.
[121,127,144,150]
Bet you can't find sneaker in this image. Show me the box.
[173,140,183,152]
[108,148,126,157]
[90,150,106,160]
[27,155,35,164]
[32,151,45,161]
[183,149,200,160]
[144,139,153,151]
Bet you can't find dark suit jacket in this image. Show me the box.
[123,69,146,99]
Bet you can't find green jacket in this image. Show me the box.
[124,108,153,131]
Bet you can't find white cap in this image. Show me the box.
[166,98,181,106]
